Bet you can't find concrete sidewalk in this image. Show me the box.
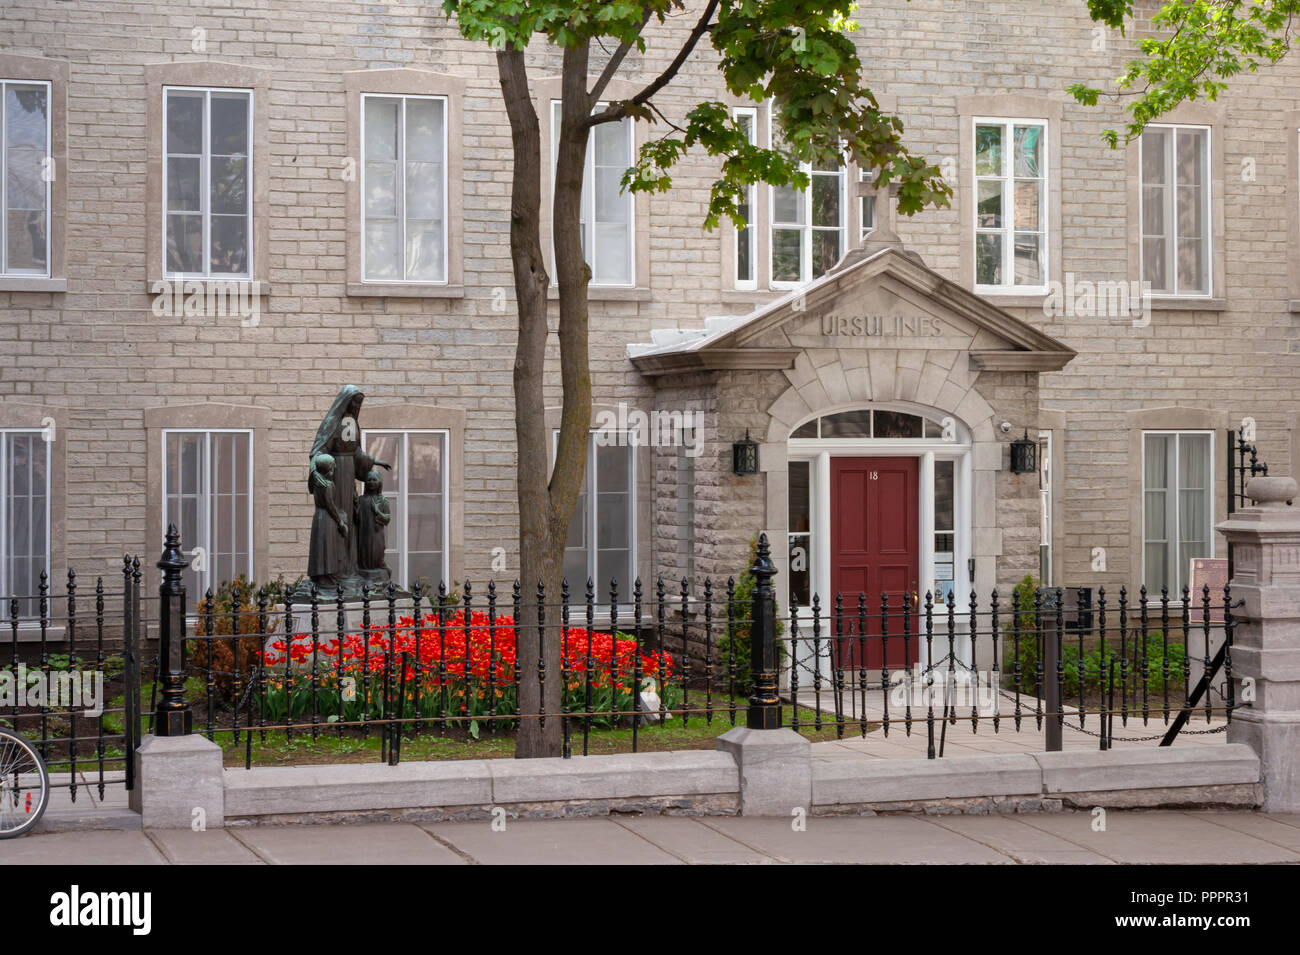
[3,810,1298,864]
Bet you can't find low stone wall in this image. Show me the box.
[812,745,1261,815]
[223,751,741,825]
[189,742,1262,828]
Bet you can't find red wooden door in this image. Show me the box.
[829,456,919,668]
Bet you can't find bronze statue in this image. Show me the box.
[306,452,347,589]
[297,385,394,600]
[355,468,392,586]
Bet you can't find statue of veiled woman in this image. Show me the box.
[299,385,391,599]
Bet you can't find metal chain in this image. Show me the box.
[1060,719,1231,742]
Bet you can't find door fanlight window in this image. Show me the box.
[791,410,949,440]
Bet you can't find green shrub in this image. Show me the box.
[1000,574,1186,697]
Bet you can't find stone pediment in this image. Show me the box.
[628,246,1075,375]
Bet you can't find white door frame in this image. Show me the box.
[787,433,973,672]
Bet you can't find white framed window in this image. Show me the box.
[361,429,448,590]
[733,106,758,289]
[361,94,448,284]
[1,80,50,277]
[933,457,956,605]
[860,179,875,242]
[1140,124,1211,296]
[1,429,50,617]
[1142,431,1213,594]
[550,101,634,286]
[560,432,636,594]
[162,429,252,597]
[974,118,1047,290]
[787,458,811,609]
[1039,430,1052,587]
[163,86,252,278]
[771,147,846,287]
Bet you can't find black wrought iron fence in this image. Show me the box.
[1226,426,1272,578]
[2,559,142,801]
[782,577,1239,757]
[166,564,788,767]
[5,530,1246,776]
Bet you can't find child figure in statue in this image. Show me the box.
[307,453,348,591]
[355,468,392,586]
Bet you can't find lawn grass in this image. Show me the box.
[210,697,873,767]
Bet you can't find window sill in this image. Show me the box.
[8,625,67,644]
[146,278,273,296]
[347,282,465,299]
[0,276,66,293]
[1147,297,1227,312]
[548,285,652,302]
[974,290,1049,308]
[1288,300,1300,314]
[719,288,780,306]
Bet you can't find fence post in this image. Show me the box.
[716,532,812,816]
[1043,609,1062,752]
[747,533,781,731]
[1217,475,1300,811]
[128,525,224,828]
[155,523,192,736]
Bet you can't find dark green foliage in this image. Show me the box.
[1001,574,1187,696]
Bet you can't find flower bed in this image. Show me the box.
[259,609,679,731]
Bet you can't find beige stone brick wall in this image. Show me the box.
[0,0,1297,599]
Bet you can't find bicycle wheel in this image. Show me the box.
[0,729,49,839]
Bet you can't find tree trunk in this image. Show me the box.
[498,42,593,758]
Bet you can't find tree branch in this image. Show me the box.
[589,5,654,104]
[586,0,719,127]
[647,99,686,134]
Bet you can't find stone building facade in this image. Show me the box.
[1,1,1298,656]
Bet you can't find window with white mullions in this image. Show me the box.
[860,167,875,242]
[163,87,252,278]
[733,106,758,289]
[0,430,50,618]
[1039,430,1053,587]
[550,102,634,286]
[560,433,636,596]
[933,458,956,605]
[787,459,811,608]
[1143,431,1212,594]
[362,94,448,283]
[162,430,252,598]
[974,119,1047,290]
[1,80,50,276]
[1140,124,1211,296]
[360,430,448,591]
[771,150,845,287]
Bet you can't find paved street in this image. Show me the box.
[4,810,1299,864]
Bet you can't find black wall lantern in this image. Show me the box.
[732,430,760,475]
[1009,429,1037,474]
